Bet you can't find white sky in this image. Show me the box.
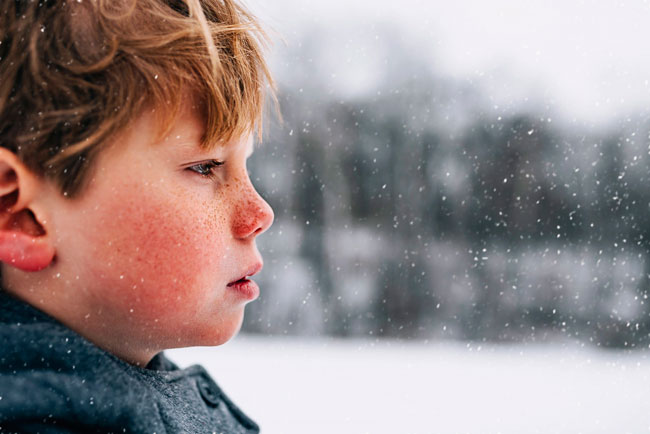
[248,0,650,126]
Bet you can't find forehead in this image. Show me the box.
[152,102,254,157]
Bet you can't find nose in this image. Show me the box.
[232,182,274,240]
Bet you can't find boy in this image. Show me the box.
[0,0,274,432]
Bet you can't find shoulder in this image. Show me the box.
[0,332,165,432]
[0,292,116,382]
[0,292,165,433]
[0,368,163,433]
[0,292,259,433]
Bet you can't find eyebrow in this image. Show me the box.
[162,127,254,160]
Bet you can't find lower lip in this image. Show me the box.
[227,279,260,300]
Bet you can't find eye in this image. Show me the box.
[186,160,224,178]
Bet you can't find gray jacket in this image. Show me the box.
[0,290,260,433]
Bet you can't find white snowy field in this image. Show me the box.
[168,336,650,434]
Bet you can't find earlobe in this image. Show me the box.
[0,148,55,272]
[0,232,55,271]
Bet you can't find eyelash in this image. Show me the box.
[187,160,224,179]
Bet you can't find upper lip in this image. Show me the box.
[227,261,263,286]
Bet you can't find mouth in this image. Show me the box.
[226,262,263,301]
[227,262,263,287]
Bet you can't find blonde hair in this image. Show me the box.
[0,0,274,196]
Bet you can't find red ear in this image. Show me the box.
[0,149,55,272]
[0,232,55,272]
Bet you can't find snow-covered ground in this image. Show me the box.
[168,336,650,434]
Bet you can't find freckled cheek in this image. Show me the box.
[87,193,227,317]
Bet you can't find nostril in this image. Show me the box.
[256,199,274,235]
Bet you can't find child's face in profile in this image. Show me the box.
[43,102,273,363]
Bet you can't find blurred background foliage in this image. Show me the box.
[242,20,650,350]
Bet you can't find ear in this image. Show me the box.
[0,148,55,272]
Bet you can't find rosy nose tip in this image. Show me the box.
[233,196,274,239]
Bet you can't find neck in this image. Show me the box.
[1,266,159,367]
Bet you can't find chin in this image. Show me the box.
[198,311,245,347]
